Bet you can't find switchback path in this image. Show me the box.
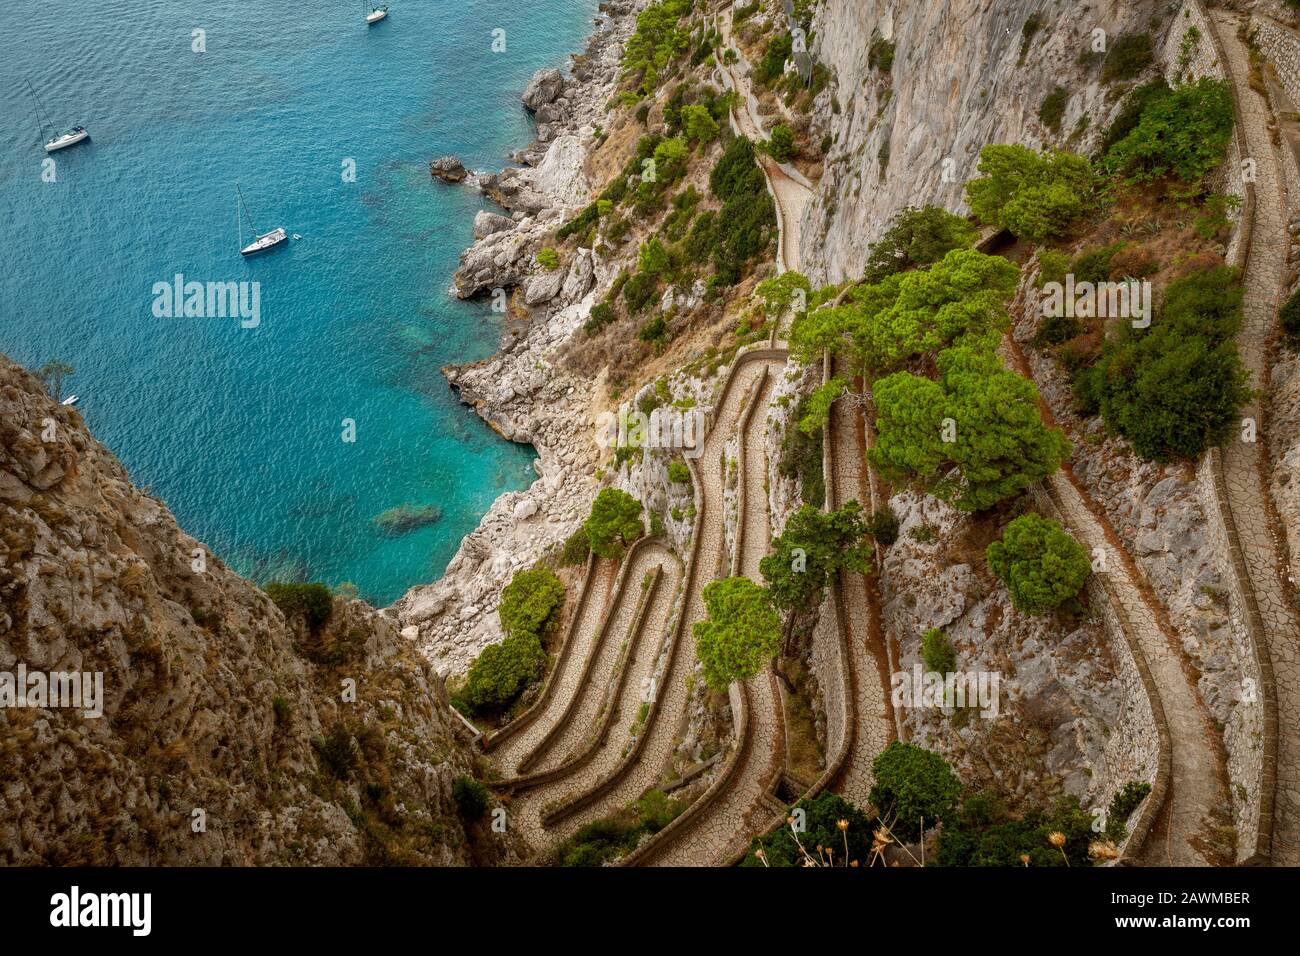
[1209,6,1300,866]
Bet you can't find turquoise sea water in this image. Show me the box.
[0,0,596,604]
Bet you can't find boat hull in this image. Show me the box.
[240,227,288,256]
[45,128,89,152]
[366,10,388,24]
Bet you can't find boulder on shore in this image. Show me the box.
[522,68,564,110]
[430,155,469,184]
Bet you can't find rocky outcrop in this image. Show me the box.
[522,68,565,111]
[396,1,642,674]
[430,155,469,184]
[0,356,512,866]
[801,0,1166,283]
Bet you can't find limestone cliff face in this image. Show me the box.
[0,356,506,865]
[802,0,1164,283]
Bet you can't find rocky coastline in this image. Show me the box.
[389,1,640,675]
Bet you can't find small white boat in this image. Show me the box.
[45,126,89,153]
[236,183,288,257]
[25,79,89,153]
[61,394,79,407]
[366,6,388,24]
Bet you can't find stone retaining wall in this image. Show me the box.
[1028,485,1168,860]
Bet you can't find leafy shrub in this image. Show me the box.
[1071,241,1126,284]
[498,566,566,641]
[866,505,900,546]
[313,724,357,780]
[452,775,489,820]
[742,792,875,866]
[667,459,691,483]
[921,628,957,673]
[265,582,334,630]
[634,790,682,833]
[693,576,782,690]
[765,123,796,163]
[560,528,591,566]
[1035,249,1069,288]
[1102,32,1154,83]
[1103,77,1233,184]
[937,792,1094,866]
[760,502,873,615]
[779,393,825,505]
[623,270,660,313]
[584,488,644,559]
[965,144,1096,241]
[869,741,962,842]
[708,136,776,284]
[1075,265,1251,461]
[754,33,793,86]
[1038,86,1069,132]
[1281,287,1300,348]
[462,633,547,715]
[1105,780,1153,842]
[986,514,1091,614]
[622,0,695,96]
[557,818,642,867]
[862,205,977,284]
[1098,78,1169,156]
[537,247,560,271]
[681,103,720,143]
[584,300,617,334]
[868,31,895,72]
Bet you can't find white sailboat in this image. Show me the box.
[365,2,389,25]
[24,79,89,153]
[236,183,287,257]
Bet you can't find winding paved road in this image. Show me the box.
[1209,7,1300,866]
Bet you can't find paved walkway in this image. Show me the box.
[503,543,684,847]
[486,560,616,776]
[717,4,813,274]
[1003,338,1229,864]
[1211,7,1300,866]
[826,364,894,804]
[631,366,788,865]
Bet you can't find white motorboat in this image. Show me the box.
[236,183,288,257]
[366,6,388,24]
[61,395,79,407]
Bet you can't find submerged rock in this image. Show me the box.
[372,503,444,536]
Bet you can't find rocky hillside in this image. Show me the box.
[0,355,512,865]
[802,0,1164,282]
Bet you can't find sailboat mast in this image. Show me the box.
[23,78,52,141]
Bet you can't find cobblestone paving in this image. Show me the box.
[636,367,788,865]
[488,561,615,776]
[718,4,813,275]
[1049,471,1227,866]
[828,379,893,806]
[1212,8,1300,865]
[505,543,683,847]
[508,357,782,853]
